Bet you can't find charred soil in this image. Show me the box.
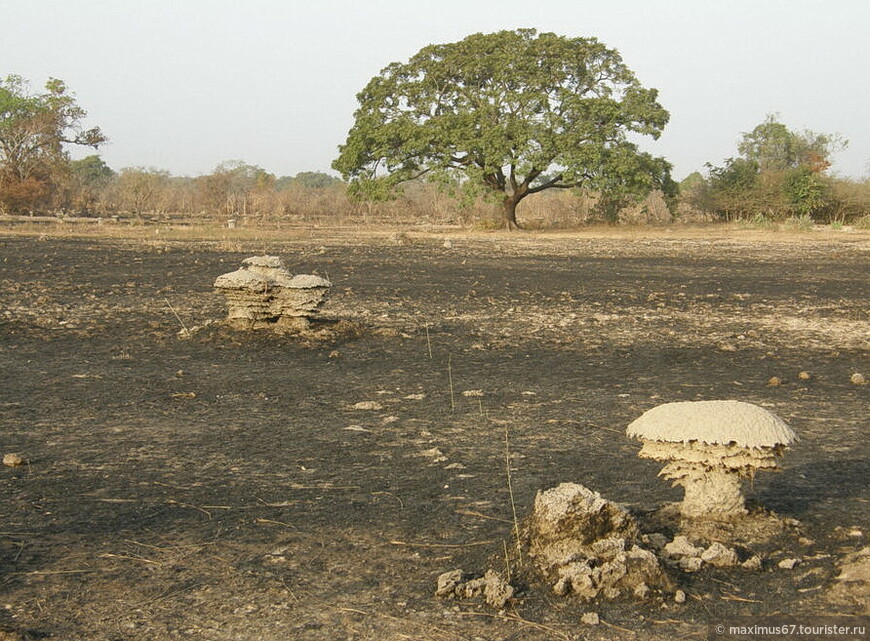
[0,229,868,640]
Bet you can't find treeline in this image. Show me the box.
[56,159,352,222]
[1,75,868,226]
[19,150,869,228]
[0,153,682,227]
[10,143,870,229]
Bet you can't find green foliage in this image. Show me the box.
[71,155,115,187]
[275,172,343,190]
[782,166,830,217]
[0,75,106,213]
[699,115,849,222]
[738,114,846,173]
[701,158,761,220]
[679,171,705,193]
[292,171,342,190]
[333,29,671,228]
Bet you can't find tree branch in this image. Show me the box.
[526,173,576,195]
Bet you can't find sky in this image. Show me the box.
[3,0,869,181]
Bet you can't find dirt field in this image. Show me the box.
[1,226,868,640]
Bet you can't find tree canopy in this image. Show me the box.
[701,115,847,221]
[333,29,672,228]
[0,75,106,212]
[737,114,846,173]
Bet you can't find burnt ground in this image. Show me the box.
[0,228,867,640]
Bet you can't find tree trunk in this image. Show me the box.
[502,196,523,230]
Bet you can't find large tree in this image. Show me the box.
[0,75,106,212]
[333,29,671,229]
[737,114,846,173]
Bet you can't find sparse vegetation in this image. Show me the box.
[3,74,869,227]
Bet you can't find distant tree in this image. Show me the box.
[275,171,342,190]
[0,75,106,213]
[293,171,343,189]
[68,155,115,214]
[197,160,275,217]
[116,167,170,216]
[679,171,705,193]
[274,175,294,191]
[333,29,671,229]
[738,114,846,173]
[702,115,846,221]
[71,154,115,187]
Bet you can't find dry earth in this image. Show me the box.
[0,226,868,640]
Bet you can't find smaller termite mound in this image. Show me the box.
[214,255,331,331]
[525,483,672,600]
[627,400,798,521]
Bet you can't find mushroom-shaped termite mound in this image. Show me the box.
[627,400,798,521]
[214,256,331,331]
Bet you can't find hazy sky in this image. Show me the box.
[3,0,868,180]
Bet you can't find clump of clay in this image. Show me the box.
[214,256,330,331]
[435,569,514,609]
[526,483,671,600]
[661,535,739,572]
[2,453,26,467]
[627,400,798,520]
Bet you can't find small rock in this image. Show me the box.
[644,532,669,550]
[443,240,453,249]
[663,536,703,559]
[850,372,866,385]
[701,542,739,568]
[580,612,600,625]
[798,371,811,381]
[633,582,650,599]
[419,448,447,463]
[742,555,763,571]
[768,376,783,386]
[2,453,25,467]
[462,389,484,397]
[435,569,464,597]
[678,556,704,573]
[674,590,686,604]
[847,528,864,539]
[778,558,801,570]
[352,401,383,411]
[451,570,514,609]
[480,570,514,609]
